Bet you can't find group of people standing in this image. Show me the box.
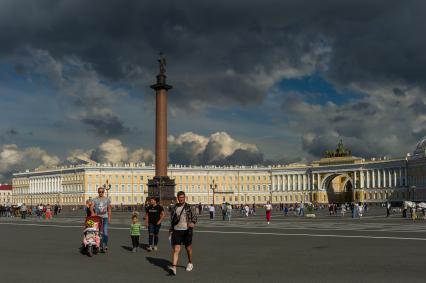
[0,202,61,219]
[86,187,197,276]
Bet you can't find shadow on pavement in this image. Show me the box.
[146,256,174,273]
[121,245,133,251]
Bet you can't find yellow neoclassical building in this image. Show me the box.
[11,139,426,206]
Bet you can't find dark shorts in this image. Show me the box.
[148,223,161,234]
[171,229,193,247]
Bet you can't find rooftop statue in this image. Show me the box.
[325,139,352,158]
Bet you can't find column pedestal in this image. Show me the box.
[148,176,176,206]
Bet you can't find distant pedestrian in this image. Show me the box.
[244,204,250,217]
[145,197,165,251]
[386,202,391,217]
[299,201,305,217]
[20,203,27,219]
[208,204,215,220]
[341,204,346,217]
[45,204,52,220]
[168,191,197,276]
[284,205,289,216]
[198,203,202,215]
[130,213,141,252]
[265,201,272,224]
[357,203,363,218]
[225,203,232,221]
[221,203,226,221]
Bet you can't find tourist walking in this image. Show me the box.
[198,202,202,215]
[386,202,391,217]
[145,197,165,251]
[20,203,27,219]
[221,202,226,221]
[284,205,289,216]
[225,203,232,221]
[299,201,305,217]
[265,201,272,224]
[208,204,215,220]
[130,213,141,252]
[168,191,197,276]
[45,204,52,220]
[341,203,346,217]
[90,187,112,253]
[357,203,363,218]
[244,204,250,217]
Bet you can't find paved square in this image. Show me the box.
[1,208,426,283]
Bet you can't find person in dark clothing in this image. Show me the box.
[145,197,165,251]
[198,203,202,215]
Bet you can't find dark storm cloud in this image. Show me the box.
[81,114,129,137]
[6,129,18,136]
[393,88,406,97]
[1,0,426,164]
[4,0,423,108]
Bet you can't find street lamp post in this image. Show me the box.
[411,186,416,202]
[210,179,218,206]
[103,179,111,199]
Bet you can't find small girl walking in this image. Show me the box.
[130,213,141,252]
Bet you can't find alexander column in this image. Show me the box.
[147,54,176,204]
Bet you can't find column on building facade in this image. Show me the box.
[383,169,387,188]
[377,169,381,188]
[307,174,311,191]
[292,174,296,191]
[297,174,301,190]
[372,170,376,188]
[399,167,403,187]
[360,170,364,189]
[272,175,275,191]
[303,175,307,190]
[286,174,291,191]
[354,171,357,189]
[404,167,408,186]
[393,168,398,188]
[390,169,394,188]
[317,173,321,190]
[366,170,370,188]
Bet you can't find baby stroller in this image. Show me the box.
[82,216,102,257]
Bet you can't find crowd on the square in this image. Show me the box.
[0,202,62,219]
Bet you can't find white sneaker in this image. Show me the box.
[186,262,194,272]
[147,246,153,251]
[153,246,158,251]
[168,265,177,275]
[267,222,270,224]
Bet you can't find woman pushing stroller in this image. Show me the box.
[90,187,112,253]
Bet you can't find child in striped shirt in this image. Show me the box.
[130,213,141,252]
